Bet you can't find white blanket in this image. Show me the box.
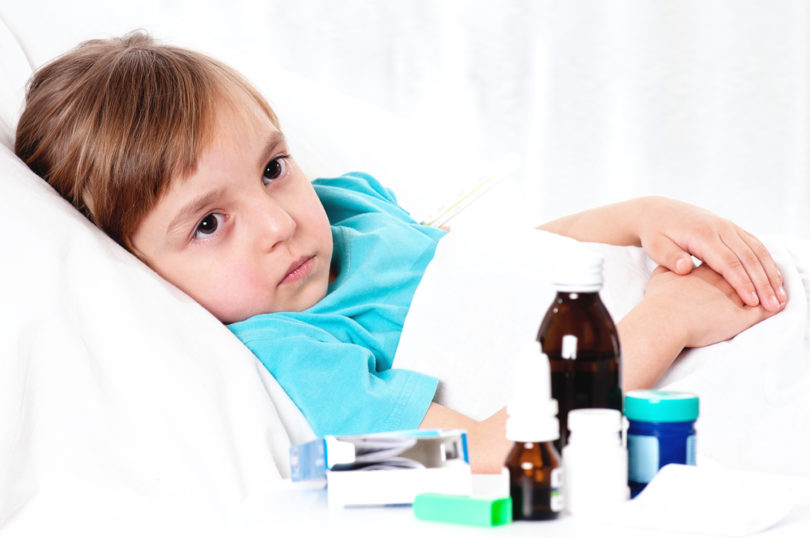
[395,224,810,476]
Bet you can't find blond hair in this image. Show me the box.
[15,31,279,250]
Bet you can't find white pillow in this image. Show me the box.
[0,15,31,147]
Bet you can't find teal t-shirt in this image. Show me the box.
[228,172,445,436]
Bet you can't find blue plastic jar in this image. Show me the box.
[625,390,699,498]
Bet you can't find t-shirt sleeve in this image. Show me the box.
[312,172,417,227]
[235,321,438,436]
[313,171,398,203]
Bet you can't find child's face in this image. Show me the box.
[131,93,333,324]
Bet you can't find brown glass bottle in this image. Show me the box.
[538,287,621,452]
[506,441,563,520]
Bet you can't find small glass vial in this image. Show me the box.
[562,408,628,516]
[504,344,564,520]
[505,441,563,521]
[625,390,699,497]
[537,249,622,452]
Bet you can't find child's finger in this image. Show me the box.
[644,234,694,275]
[739,230,787,307]
[706,230,783,311]
[727,231,785,311]
[690,236,759,308]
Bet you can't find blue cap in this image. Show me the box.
[624,390,699,422]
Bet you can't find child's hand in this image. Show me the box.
[637,197,786,312]
[645,264,783,349]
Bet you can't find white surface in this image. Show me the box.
[608,464,809,537]
[165,473,810,538]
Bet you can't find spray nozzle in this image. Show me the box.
[506,341,560,442]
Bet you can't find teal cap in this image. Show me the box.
[624,390,699,422]
[413,494,512,527]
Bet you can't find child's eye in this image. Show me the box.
[263,156,288,185]
[194,212,223,239]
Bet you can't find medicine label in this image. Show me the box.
[627,434,659,483]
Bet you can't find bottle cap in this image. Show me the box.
[506,342,559,442]
[624,390,699,422]
[567,408,622,439]
[552,247,604,292]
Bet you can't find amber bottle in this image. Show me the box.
[537,250,621,452]
[506,440,563,520]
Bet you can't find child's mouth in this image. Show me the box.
[281,256,315,285]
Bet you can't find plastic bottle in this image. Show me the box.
[504,344,564,520]
[562,408,628,516]
[536,248,621,451]
[625,390,699,497]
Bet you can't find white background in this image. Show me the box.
[3,0,809,235]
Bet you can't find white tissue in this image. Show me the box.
[605,464,809,536]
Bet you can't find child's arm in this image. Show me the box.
[419,403,511,474]
[619,263,782,390]
[537,196,786,312]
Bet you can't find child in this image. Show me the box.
[15,32,786,473]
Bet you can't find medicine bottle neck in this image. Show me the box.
[550,290,609,317]
[554,289,602,300]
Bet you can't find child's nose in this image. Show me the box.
[250,197,295,251]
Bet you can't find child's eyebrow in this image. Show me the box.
[165,131,287,239]
[166,188,227,238]
[257,131,287,171]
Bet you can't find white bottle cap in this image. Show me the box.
[506,342,559,442]
[552,247,604,292]
[567,408,623,440]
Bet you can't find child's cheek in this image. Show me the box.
[200,260,274,323]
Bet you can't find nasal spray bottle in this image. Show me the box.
[504,344,564,520]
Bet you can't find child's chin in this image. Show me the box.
[214,281,330,323]
[290,286,329,313]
